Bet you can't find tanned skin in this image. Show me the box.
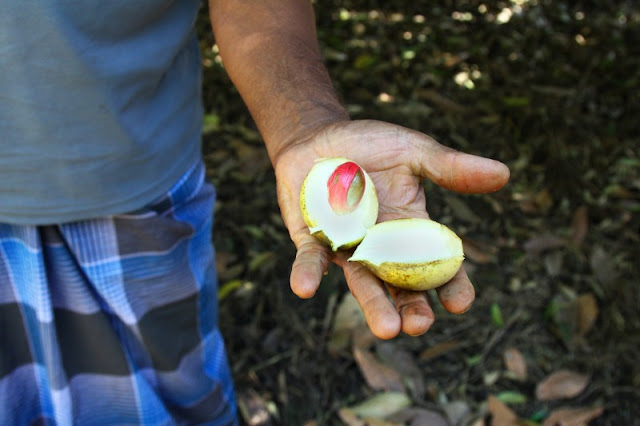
[209,0,510,339]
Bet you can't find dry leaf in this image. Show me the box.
[230,139,271,179]
[549,292,599,344]
[442,400,471,426]
[329,292,367,354]
[215,251,236,276]
[237,389,272,426]
[523,234,566,257]
[342,392,411,420]
[338,409,366,426]
[590,246,619,287]
[420,341,461,360]
[576,293,599,337]
[388,407,450,426]
[462,236,497,264]
[416,88,467,113]
[542,405,604,426]
[353,325,378,350]
[543,251,564,277]
[338,409,403,426]
[570,206,589,247]
[535,188,554,212]
[444,195,482,224]
[353,346,406,393]
[503,348,528,381]
[519,188,553,214]
[376,342,425,400]
[536,370,590,401]
[488,395,520,426]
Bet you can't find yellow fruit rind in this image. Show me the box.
[299,185,317,229]
[356,255,465,290]
[312,230,363,251]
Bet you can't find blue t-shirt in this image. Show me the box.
[0,0,203,224]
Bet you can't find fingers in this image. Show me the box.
[290,232,332,299]
[436,266,476,314]
[406,132,510,194]
[335,254,402,340]
[385,285,434,336]
[336,253,439,339]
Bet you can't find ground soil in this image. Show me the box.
[197,2,639,424]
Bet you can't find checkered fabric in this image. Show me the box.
[0,162,237,425]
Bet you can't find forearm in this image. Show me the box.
[209,0,348,163]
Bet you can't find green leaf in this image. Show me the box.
[491,302,504,327]
[466,354,483,366]
[502,96,531,107]
[218,280,243,301]
[202,113,220,133]
[495,391,527,405]
[354,54,377,70]
[530,408,548,422]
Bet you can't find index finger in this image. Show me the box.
[289,231,332,299]
[435,266,476,314]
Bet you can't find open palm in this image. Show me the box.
[273,120,510,339]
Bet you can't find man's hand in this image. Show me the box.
[273,120,510,339]
[210,0,509,339]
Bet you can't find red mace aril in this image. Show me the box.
[327,161,366,214]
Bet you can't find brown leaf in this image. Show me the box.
[352,325,378,350]
[230,139,271,179]
[419,341,461,360]
[341,392,411,421]
[388,408,450,426]
[570,206,589,247]
[237,389,273,426]
[590,245,619,287]
[442,400,471,426]
[543,251,564,277]
[576,293,599,337]
[353,346,406,393]
[338,409,366,426]
[536,370,590,401]
[462,236,497,264]
[519,188,553,214]
[548,292,598,345]
[542,405,604,426]
[503,348,528,381]
[328,293,367,355]
[488,395,520,426]
[444,194,482,224]
[523,234,566,257]
[415,88,467,113]
[376,342,425,400]
[215,251,238,280]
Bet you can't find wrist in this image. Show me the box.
[235,31,349,164]
[263,105,349,168]
[216,29,348,165]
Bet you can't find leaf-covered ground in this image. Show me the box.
[197,1,639,425]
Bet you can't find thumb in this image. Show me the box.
[407,132,510,194]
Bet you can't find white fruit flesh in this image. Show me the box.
[349,218,464,290]
[300,158,378,251]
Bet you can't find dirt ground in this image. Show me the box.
[197,1,639,425]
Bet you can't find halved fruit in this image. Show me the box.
[300,158,378,251]
[349,218,464,290]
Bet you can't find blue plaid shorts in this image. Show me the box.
[0,162,237,425]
